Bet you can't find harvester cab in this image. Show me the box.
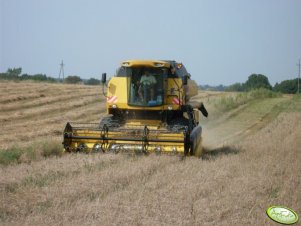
[63,60,208,156]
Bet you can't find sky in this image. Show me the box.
[0,0,301,86]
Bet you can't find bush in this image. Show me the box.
[0,148,22,165]
[64,75,82,84]
[85,78,101,85]
[41,141,63,157]
[225,83,245,92]
[248,88,280,99]
[214,93,249,112]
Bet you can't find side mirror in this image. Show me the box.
[183,75,188,85]
[199,103,208,117]
[101,73,106,84]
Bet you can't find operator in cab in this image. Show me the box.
[138,71,157,102]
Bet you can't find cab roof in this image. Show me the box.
[121,60,171,68]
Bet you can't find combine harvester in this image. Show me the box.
[63,60,208,156]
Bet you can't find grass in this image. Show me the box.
[0,148,22,165]
[1,111,300,225]
[22,170,67,188]
[41,140,64,157]
[4,170,70,194]
[0,140,63,165]
[0,81,105,151]
[287,93,301,112]
[213,88,281,113]
[1,81,301,225]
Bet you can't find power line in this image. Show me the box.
[297,59,300,94]
[59,60,65,81]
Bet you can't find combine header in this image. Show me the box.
[63,60,208,156]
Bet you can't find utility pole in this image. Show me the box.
[59,60,65,81]
[297,59,300,94]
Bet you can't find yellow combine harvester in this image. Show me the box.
[63,60,208,156]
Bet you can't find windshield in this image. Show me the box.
[128,67,167,106]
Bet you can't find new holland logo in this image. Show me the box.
[107,96,118,103]
[267,206,299,225]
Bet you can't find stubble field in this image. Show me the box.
[0,81,300,225]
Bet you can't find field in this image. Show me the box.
[0,81,300,225]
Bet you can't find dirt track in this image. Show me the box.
[202,96,290,148]
[0,81,300,225]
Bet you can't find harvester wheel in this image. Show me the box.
[193,137,203,158]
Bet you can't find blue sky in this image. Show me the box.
[1,0,300,85]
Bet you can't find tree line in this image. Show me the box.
[0,67,101,85]
[202,74,299,94]
[1,67,299,93]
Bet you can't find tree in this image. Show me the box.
[273,78,298,94]
[0,73,9,79]
[32,74,47,81]
[216,84,226,91]
[0,67,58,83]
[244,74,272,91]
[85,78,100,85]
[20,73,30,80]
[64,75,82,84]
[7,67,22,78]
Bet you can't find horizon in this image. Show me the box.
[1,65,299,87]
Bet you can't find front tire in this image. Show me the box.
[193,137,203,157]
